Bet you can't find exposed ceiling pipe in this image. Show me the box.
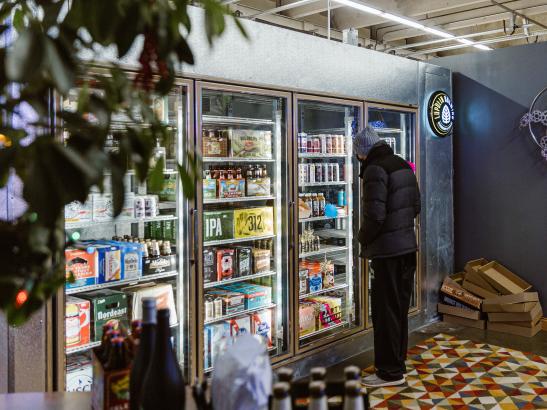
[384,23,535,52]
[408,29,547,55]
[490,0,547,30]
[248,0,320,20]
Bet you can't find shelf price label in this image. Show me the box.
[203,210,234,242]
[234,207,274,239]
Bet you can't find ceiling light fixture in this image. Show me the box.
[332,0,491,51]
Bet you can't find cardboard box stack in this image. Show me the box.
[438,258,542,337]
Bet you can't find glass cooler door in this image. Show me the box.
[294,95,364,351]
[196,83,291,378]
[62,81,193,390]
[366,105,418,325]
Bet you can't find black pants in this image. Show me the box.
[370,253,416,381]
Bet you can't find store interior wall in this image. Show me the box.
[434,41,547,309]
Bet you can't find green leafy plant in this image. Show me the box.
[0,0,245,325]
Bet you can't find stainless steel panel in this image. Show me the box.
[0,313,7,393]
[417,62,454,322]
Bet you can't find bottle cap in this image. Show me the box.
[344,366,361,381]
[277,367,294,383]
[142,298,157,324]
[273,382,290,399]
[309,381,326,398]
[344,380,362,397]
[310,367,326,381]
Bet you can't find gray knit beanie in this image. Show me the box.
[353,126,381,157]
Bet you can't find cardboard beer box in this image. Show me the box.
[95,244,122,283]
[203,210,234,242]
[487,302,542,323]
[253,248,271,273]
[225,315,252,338]
[437,303,481,321]
[66,354,93,392]
[91,193,114,222]
[230,130,272,159]
[234,207,274,239]
[65,199,92,224]
[218,178,245,198]
[250,309,273,348]
[218,283,272,310]
[299,303,317,336]
[65,247,98,290]
[216,249,235,281]
[81,290,129,342]
[246,177,271,197]
[235,247,252,278]
[308,270,323,293]
[143,254,177,276]
[120,192,135,219]
[299,269,309,295]
[203,178,217,200]
[309,296,343,328]
[440,277,482,310]
[206,288,245,315]
[478,261,532,295]
[96,240,143,281]
[203,248,217,284]
[123,283,178,327]
[91,353,130,410]
[65,296,91,348]
[443,314,486,329]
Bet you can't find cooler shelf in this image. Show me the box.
[204,234,275,247]
[300,181,347,187]
[65,215,178,230]
[204,196,275,205]
[299,215,347,223]
[298,153,346,158]
[204,270,276,289]
[299,245,348,259]
[65,270,178,295]
[202,115,274,127]
[299,282,349,300]
[203,157,275,163]
[204,304,276,325]
[299,321,348,341]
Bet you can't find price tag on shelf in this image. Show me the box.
[234,207,274,239]
[203,210,234,242]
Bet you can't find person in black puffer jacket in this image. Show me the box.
[355,127,421,388]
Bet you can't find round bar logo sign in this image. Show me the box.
[428,91,454,137]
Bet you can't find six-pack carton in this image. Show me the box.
[65,296,91,348]
[81,290,129,342]
[65,248,98,290]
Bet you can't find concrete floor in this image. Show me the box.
[320,321,547,381]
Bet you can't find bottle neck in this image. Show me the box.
[155,314,172,353]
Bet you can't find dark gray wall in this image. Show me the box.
[435,42,547,308]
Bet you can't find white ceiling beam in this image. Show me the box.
[379,0,547,42]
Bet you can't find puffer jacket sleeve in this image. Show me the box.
[359,164,388,246]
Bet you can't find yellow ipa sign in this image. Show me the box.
[234,207,274,238]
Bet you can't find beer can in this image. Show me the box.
[320,135,327,153]
[301,133,307,153]
[315,163,323,182]
[322,164,329,183]
[307,138,313,153]
[338,135,345,153]
[333,163,340,182]
[144,196,157,217]
[308,164,315,183]
[204,298,214,322]
[298,164,305,185]
[162,241,171,256]
[326,136,333,153]
[134,196,145,218]
[328,164,334,182]
[213,298,223,318]
[313,137,321,153]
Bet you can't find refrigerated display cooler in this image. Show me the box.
[293,95,365,352]
[365,104,418,326]
[195,83,292,379]
[59,80,194,391]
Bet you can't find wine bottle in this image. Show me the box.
[308,381,328,410]
[130,298,157,410]
[343,381,364,410]
[141,309,185,410]
[271,382,292,410]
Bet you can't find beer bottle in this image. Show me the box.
[343,380,364,410]
[130,299,156,410]
[308,381,328,410]
[141,309,185,410]
[96,324,114,359]
[127,320,142,357]
[277,367,294,383]
[99,329,120,364]
[105,337,130,370]
[344,366,361,381]
[271,382,292,410]
[310,367,327,381]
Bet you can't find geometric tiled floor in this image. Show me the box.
[365,333,547,409]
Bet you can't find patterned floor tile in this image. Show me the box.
[367,333,547,409]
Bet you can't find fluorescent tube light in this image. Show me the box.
[332,0,382,15]
[381,12,424,29]
[474,44,493,50]
[422,27,454,39]
[457,38,474,45]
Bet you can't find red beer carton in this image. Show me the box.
[65,248,98,290]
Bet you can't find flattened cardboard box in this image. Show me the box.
[440,277,482,310]
[488,321,541,338]
[462,279,499,300]
[438,303,481,320]
[479,261,532,295]
[443,314,486,329]
[483,292,539,306]
[487,302,542,323]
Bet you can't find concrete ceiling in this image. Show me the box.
[228,0,547,60]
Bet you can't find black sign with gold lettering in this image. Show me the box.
[428,91,454,137]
